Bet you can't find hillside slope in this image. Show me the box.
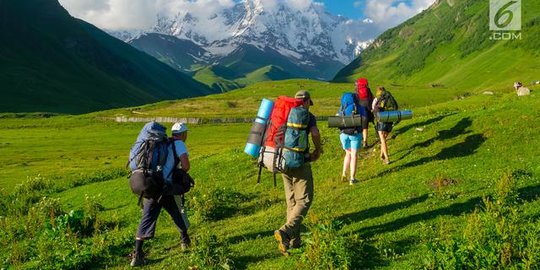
[0,0,214,114]
[0,84,538,269]
[334,0,540,90]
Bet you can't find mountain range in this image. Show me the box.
[0,0,214,114]
[109,0,375,90]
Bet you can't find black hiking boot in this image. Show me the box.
[130,252,145,267]
[274,230,290,256]
[181,232,191,251]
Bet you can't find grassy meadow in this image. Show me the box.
[90,79,478,119]
[1,80,540,269]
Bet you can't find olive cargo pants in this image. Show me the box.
[279,164,314,247]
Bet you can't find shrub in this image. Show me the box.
[299,214,365,270]
[424,174,540,269]
[189,230,234,270]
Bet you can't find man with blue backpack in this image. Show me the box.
[128,122,192,267]
[338,92,367,185]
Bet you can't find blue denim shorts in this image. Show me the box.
[339,133,363,150]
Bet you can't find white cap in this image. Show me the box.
[171,122,188,135]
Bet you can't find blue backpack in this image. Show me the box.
[339,92,365,135]
[128,121,169,200]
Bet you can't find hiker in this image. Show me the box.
[372,87,398,165]
[130,122,191,267]
[274,90,322,255]
[338,92,366,185]
[356,78,375,148]
[514,81,531,96]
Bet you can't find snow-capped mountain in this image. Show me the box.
[111,0,376,80]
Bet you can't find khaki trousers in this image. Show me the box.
[279,164,314,247]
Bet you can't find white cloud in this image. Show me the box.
[58,0,236,30]
[59,0,320,30]
[364,0,435,30]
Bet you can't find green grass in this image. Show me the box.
[193,65,294,92]
[1,82,539,269]
[89,78,478,120]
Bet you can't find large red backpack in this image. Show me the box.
[356,78,374,108]
[264,96,303,148]
[259,96,304,185]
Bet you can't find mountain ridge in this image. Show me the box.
[0,0,214,114]
[333,0,540,90]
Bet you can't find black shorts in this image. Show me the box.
[362,112,374,129]
[376,122,393,132]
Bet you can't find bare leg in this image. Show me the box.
[378,131,389,163]
[362,128,368,146]
[342,150,351,180]
[350,148,358,180]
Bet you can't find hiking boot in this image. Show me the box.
[274,230,290,256]
[362,141,368,148]
[340,175,348,182]
[181,232,191,251]
[290,238,302,249]
[130,252,145,267]
[181,242,189,251]
[349,179,359,185]
[383,159,390,165]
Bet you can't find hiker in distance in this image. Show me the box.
[274,90,322,255]
[355,78,375,148]
[372,87,399,165]
[338,92,367,185]
[131,123,192,267]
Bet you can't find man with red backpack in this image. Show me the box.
[274,90,322,256]
[355,78,375,148]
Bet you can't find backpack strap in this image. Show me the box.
[166,139,181,179]
[257,164,263,184]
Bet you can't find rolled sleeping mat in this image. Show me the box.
[244,98,274,158]
[376,110,413,123]
[327,115,364,128]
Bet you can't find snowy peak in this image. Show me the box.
[112,0,373,64]
[109,0,376,80]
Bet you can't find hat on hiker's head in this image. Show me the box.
[172,122,188,135]
[295,90,314,105]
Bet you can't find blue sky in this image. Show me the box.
[320,0,366,19]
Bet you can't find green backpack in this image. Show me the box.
[378,91,399,111]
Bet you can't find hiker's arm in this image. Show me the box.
[179,153,190,172]
[310,126,322,161]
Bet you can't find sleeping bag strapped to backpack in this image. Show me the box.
[128,121,169,200]
[338,92,365,135]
